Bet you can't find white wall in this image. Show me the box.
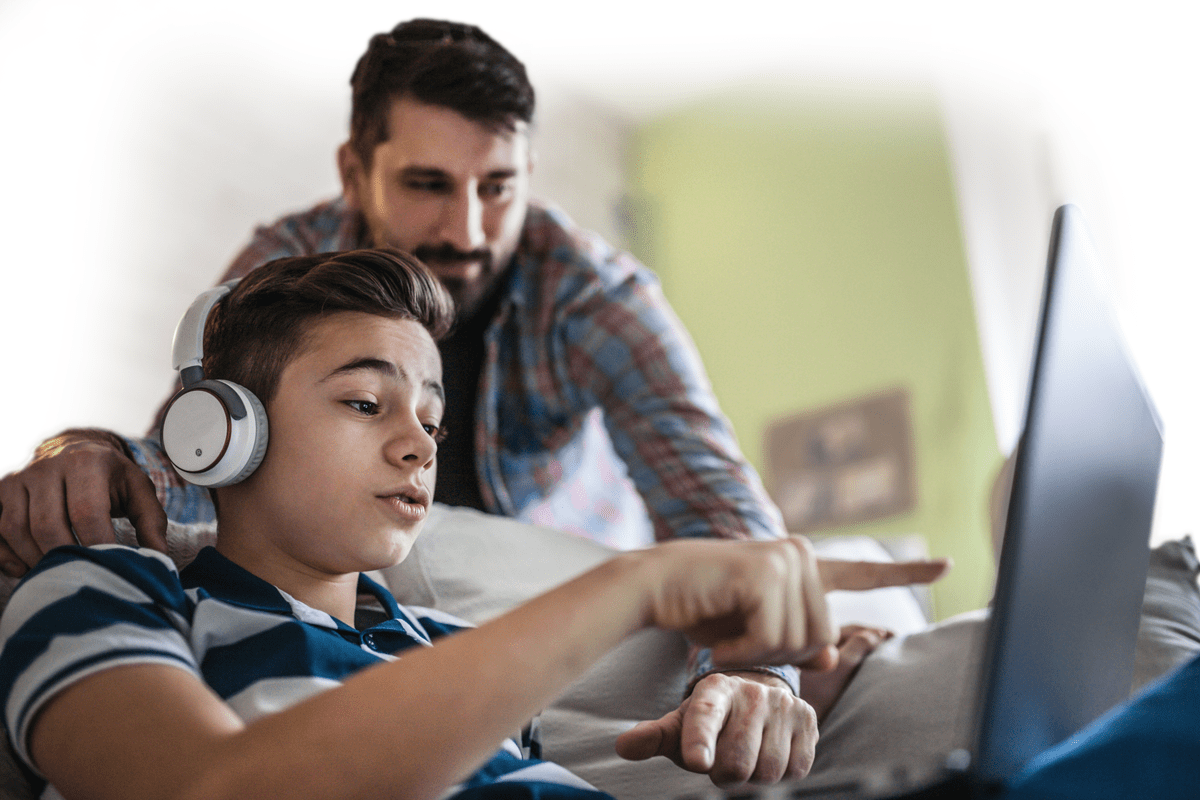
[0,1,632,471]
[1,0,1196,542]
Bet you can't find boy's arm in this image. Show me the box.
[24,536,865,800]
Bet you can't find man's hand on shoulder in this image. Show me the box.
[615,670,817,786]
[0,429,167,576]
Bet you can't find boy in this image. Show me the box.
[0,250,936,799]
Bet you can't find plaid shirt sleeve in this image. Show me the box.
[556,245,787,543]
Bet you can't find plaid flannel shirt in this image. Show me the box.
[130,197,786,550]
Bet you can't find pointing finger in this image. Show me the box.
[818,557,952,592]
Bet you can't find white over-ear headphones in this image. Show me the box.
[160,281,269,487]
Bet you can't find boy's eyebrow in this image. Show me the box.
[322,357,445,403]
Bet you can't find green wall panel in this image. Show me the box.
[629,90,1002,618]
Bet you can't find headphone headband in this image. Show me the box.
[162,278,266,488]
[170,280,239,386]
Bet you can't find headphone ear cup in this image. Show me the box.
[222,383,269,486]
[161,380,268,487]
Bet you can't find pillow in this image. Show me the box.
[806,537,1200,783]
[1132,536,1200,692]
[382,504,616,620]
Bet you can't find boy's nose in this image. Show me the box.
[385,423,437,468]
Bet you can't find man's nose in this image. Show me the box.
[436,188,486,253]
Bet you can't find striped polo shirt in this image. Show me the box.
[0,545,611,799]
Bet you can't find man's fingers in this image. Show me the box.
[0,489,32,577]
[23,475,75,557]
[65,468,122,547]
[117,469,169,553]
[678,680,734,773]
[0,480,40,574]
[787,710,819,779]
[615,716,677,762]
[748,710,789,784]
[817,557,952,592]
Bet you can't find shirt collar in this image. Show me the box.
[180,546,399,623]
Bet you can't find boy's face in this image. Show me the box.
[233,311,444,576]
[338,96,533,321]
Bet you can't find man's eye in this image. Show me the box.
[404,178,450,193]
[424,423,446,442]
[346,400,379,416]
[479,181,511,199]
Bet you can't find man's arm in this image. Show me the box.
[561,249,784,542]
[17,536,849,799]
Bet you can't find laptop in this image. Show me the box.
[682,204,1164,800]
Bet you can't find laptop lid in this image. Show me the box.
[971,204,1163,787]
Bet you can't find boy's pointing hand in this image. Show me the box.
[636,534,948,671]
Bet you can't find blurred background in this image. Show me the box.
[1,0,1197,617]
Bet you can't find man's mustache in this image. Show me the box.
[413,243,492,269]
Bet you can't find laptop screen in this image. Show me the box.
[972,205,1163,786]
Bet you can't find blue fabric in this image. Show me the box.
[1004,652,1200,799]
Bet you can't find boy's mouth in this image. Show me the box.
[377,486,431,520]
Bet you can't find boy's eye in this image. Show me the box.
[345,400,379,416]
[424,423,447,443]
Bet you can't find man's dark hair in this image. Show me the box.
[204,249,455,406]
[348,18,536,168]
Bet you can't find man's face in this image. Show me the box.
[340,97,533,320]
[233,312,444,576]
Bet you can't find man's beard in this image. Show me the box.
[412,243,497,320]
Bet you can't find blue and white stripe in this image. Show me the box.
[0,545,612,798]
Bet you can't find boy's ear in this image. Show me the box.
[337,142,365,212]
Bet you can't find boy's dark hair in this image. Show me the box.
[204,249,454,406]
[348,18,535,168]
